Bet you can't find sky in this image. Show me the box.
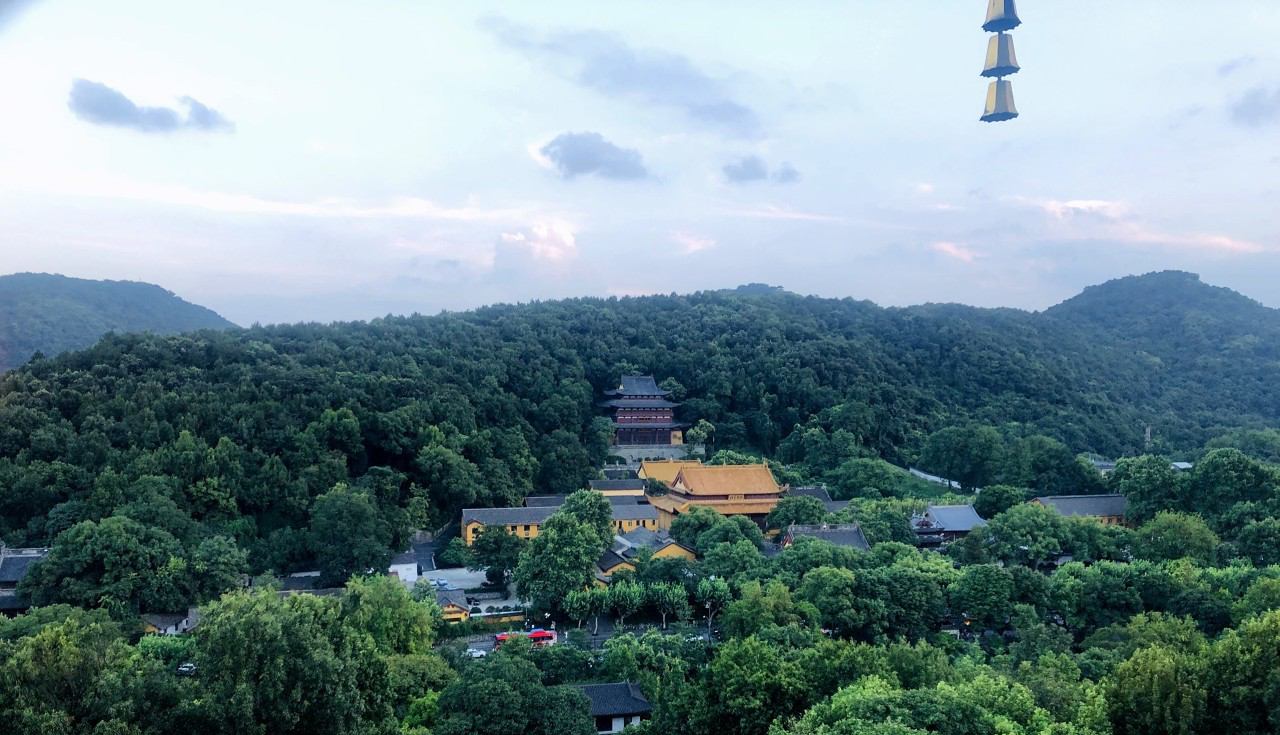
[1,0,1278,325]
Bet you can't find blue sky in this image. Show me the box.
[1,0,1278,324]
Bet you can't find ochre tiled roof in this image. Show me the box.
[673,464,779,496]
[639,459,703,486]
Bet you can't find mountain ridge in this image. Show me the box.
[0,272,237,372]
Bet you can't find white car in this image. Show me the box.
[465,648,487,659]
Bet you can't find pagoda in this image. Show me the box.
[601,375,686,446]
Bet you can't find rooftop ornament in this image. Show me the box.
[980,0,1021,123]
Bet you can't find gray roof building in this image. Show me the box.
[0,547,49,586]
[575,681,653,718]
[589,479,647,492]
[783,523,871,552]
[788,486,834,503]
[434,588,470,610]
[463,504,658,527]
[524,494,641,507]
[603,376,670,397]
[1033,494,1129,518]
[923,504,988,532]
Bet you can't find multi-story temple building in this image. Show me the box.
[647,464,783,530]
[601,375,686,446]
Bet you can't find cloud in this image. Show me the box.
[727,204,845,223]
[1218,55,1256,77]
[498,220,578,262]
[0,0,36,34]
[482,17,760,137]
[1231,86,1280,127]
[672,231,715,255]
[772,162,801,184]
[68,79,233,133]
[1016,196,1265,254]
[931,241,982,262]
[722,155,767,183]
[722,155,800,185]
[538,131,649,180]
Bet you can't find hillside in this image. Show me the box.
[0,273,237,371]
[0,270,1275,558]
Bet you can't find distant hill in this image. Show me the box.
[1045,270,1280,433]
[0,273,237,372]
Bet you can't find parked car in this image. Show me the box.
[465,648,487,659]
[176,662,197,677]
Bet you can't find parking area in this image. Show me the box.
[421,566,489,590]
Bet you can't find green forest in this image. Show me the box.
[1,270,1280,734]
[0,272,237,372]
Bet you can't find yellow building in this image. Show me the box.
[588,479,647,497]
[435,589,471,623]
[647,464,782,530]
[462,504,660,545]
[637,459,703,487]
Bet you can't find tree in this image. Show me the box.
[845,499,917,546]
[435,537,473,568]
[608,580,647,626]
[918,425,1004,491]
[948,564,1015,631]
[190,535,249,603]
[434,654,593,735]
[982,503,1072,566]
[1108,646,1206,735]
[559,489,615,549]
[340,574,441,655]
[649,582,691,629]
[562,588,594,629]
[723,580,819,638]
[686,419,715,446]
[1184,449,1277,517]
[704,637,809,735]
[309,485,392,587]
[19,515,189,616]
[973,485,1027,519]
[470,526,526,587]
[670,505,724,550]
[696,577,731,637]
[514,513,604,612]
[1132,512,1220,564]
[1108,455,1180,523]
[194,588,393,735]
[1234,577,1280,624]
[766,496,828,530]
[1235,519,1280,567]
[825,458,908,500]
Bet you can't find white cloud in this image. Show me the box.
[931,241,982,262]
[499,220,579,261]
[672,231,716,255]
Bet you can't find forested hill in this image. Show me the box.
[0,270,1276,557]
[0,272,237,372]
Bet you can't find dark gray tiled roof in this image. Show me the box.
[611,420,686,429]
[824,500,851,514]
[925,504,987,532]
[575,682,653,718]
[603,468,639,480]
[390,551,418,566]
[143,613,186,629]
[589,479,646,492]
[464,504,657,526]
[597,549,631,572]
[1034,494,1129,517]
[0,548,48,584]
[435,588,470,610]
[525,494,642,507]
[599,399,680,409]
[603,376,670,397]
[788,486,834,503]
[785,524,871,552]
